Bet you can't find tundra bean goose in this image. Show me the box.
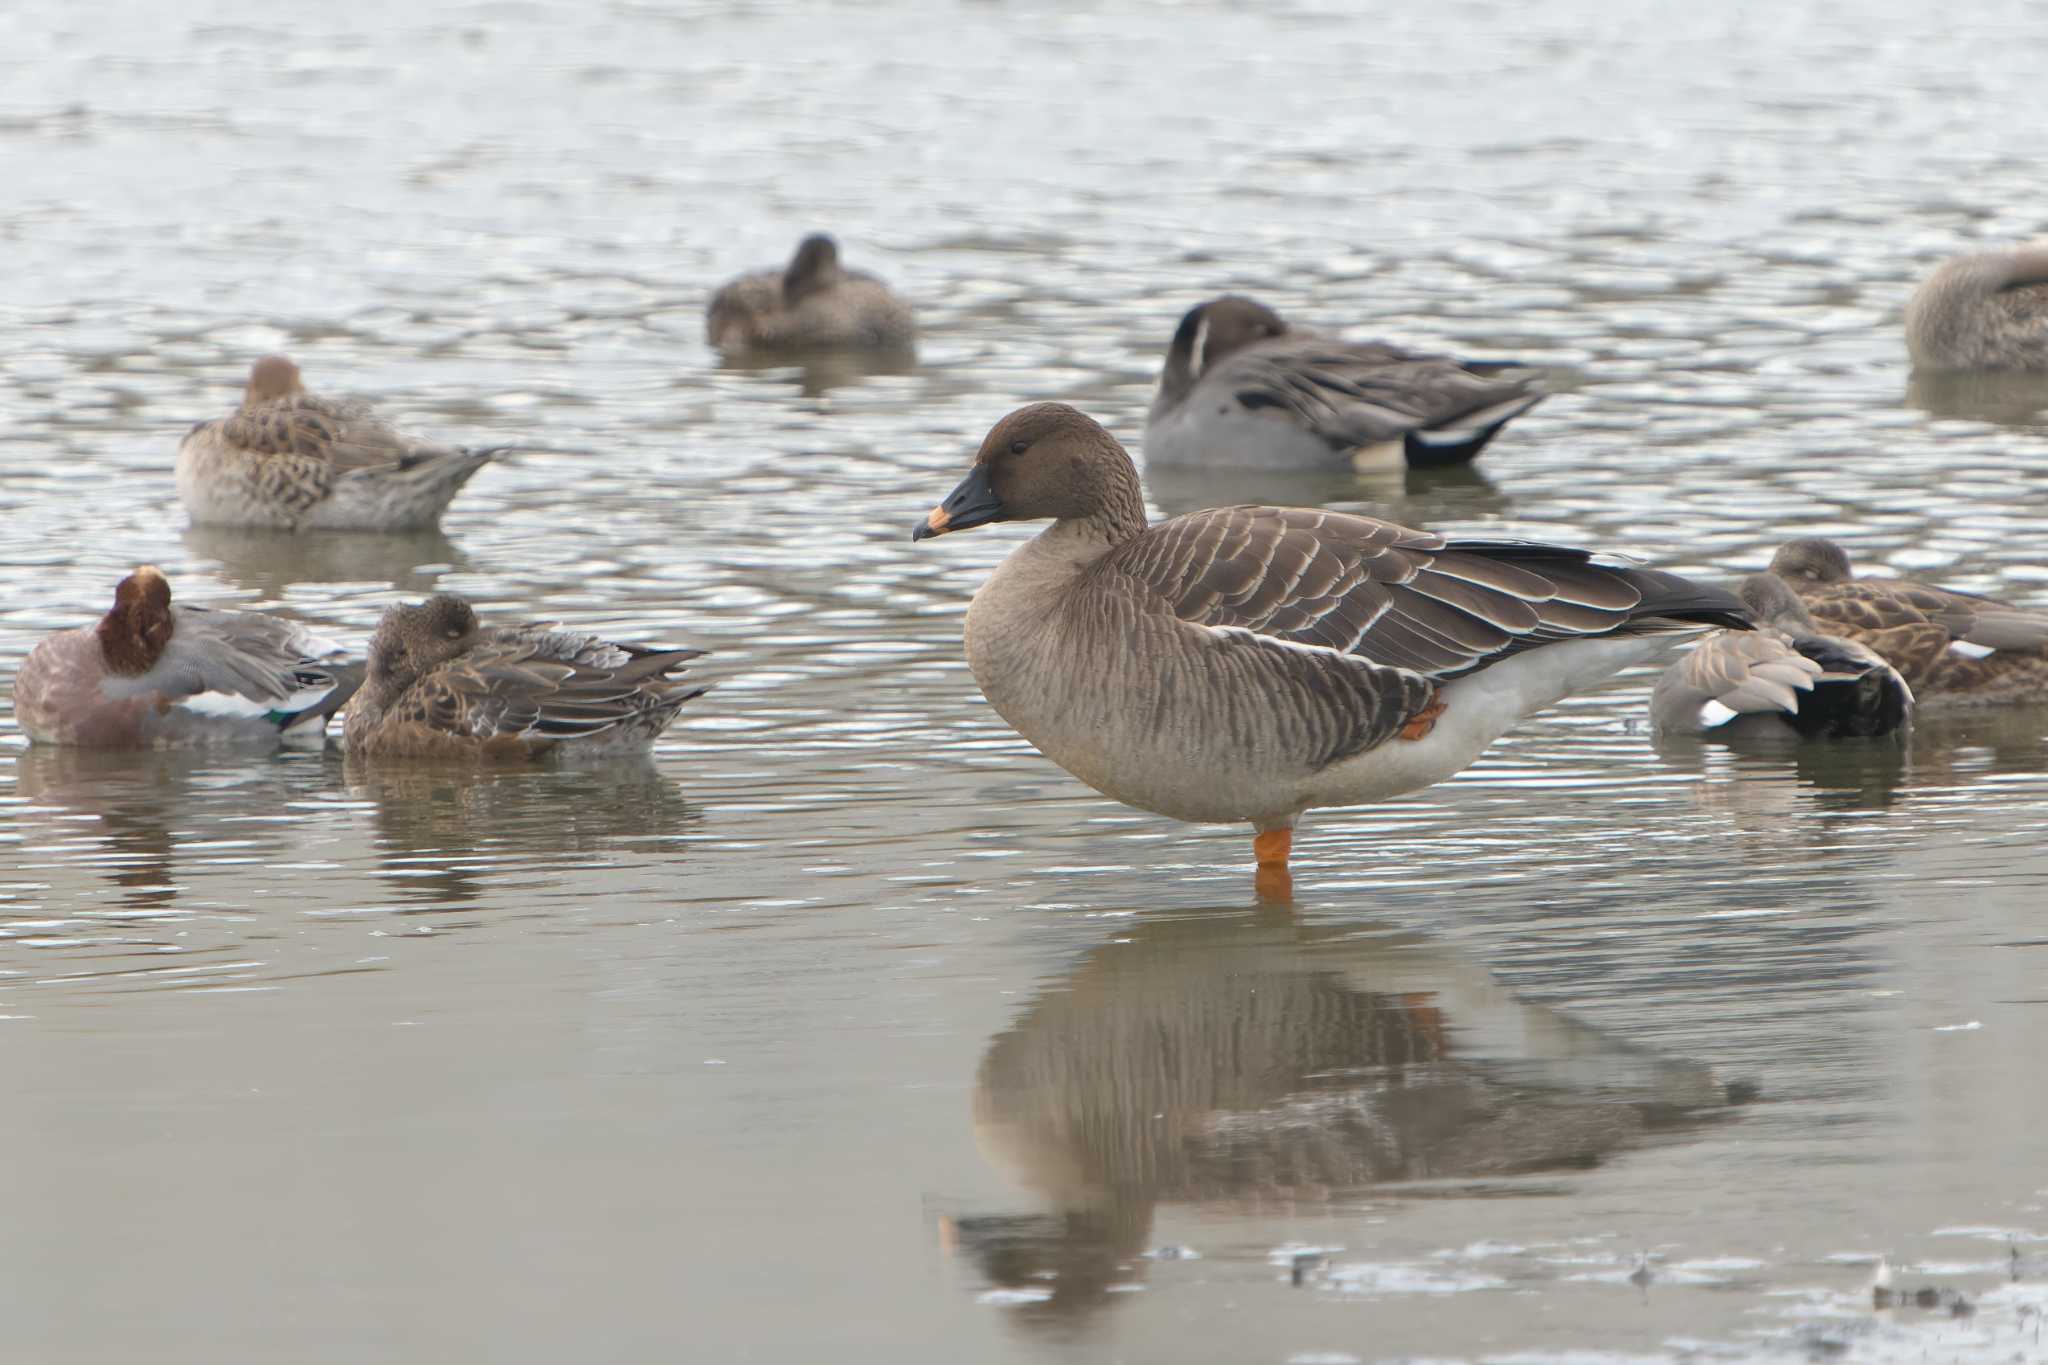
[11,565,357,748]
[343,594,706,759]
[1904,244,2048,372]
[1145,295,1544,472]
[706,233,915,356]
[1769,538,2048,709]
[912,403,1749,890]
[1651,574,1911,737]
[177,356,504,532]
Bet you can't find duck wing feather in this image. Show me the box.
[1212,338,1541,450]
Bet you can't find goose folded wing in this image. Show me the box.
[1101,506,1696,682]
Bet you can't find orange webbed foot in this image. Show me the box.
[1252,827,1294,903]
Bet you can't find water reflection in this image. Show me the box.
[953,903,1735,1323]
[1142,460,1508,523]
[183,525,468,596]
[1904,369,2048,426]
[1655,706,2048,814]
[8,745,324,917]
[345,757,698,907]
[715,346,919,398]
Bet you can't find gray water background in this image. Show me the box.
[4,1,2048,1360]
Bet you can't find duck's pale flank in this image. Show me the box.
[1769,538,2048,710]
[342,594,706,759]
[706,233,915,355]
[1144,295,1543,472]
[1651,573,1911,737]
[913,403,1749,891]
[176,356,503,532]
[1904,244,2048,372]
[10,565,357,748]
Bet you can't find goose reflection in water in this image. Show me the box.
[347,756,697,907]
[950,904,1738,1323]
[183,524,468,598]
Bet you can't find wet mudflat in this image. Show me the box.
[5,1,2048,1360]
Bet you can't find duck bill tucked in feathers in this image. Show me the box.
[913,464,1004,540]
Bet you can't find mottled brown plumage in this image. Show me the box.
[343,594,706,759]
[176,356,503,531]
[1769,538,2048,710]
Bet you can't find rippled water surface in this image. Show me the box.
[6,1,2048,1361]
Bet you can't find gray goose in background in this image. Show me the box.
[1651,574,1911,738]
[1904,244,2048,372]
[1769,538,2048,711]
[705,233,915,356]
[1143,295,1544,472]
[911,403,1749,891]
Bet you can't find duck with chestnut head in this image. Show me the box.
[10,566,356,748]
[1145,294,1544,472]
[912,403,1749,894]
[176,355,507,532]
[342,594,707,760]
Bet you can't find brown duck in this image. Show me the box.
[1769,538,2048,710]
[342,594,705,759]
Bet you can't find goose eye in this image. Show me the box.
[1008,439,1028,455]
[444,627,463,639]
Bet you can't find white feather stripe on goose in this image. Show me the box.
[916,404,1750,891]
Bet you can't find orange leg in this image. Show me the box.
[1398,694,1448,741]
[1253,827,1294,904]
[1253,828,1292,867]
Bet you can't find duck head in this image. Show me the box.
[95,565,176,676]
[1769,538,1854,585]
[365,593,481,700]
[1158,295,1288,403]
[244,354,306,407]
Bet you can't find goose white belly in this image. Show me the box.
[1302,635,1675,814]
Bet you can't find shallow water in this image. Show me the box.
[6,1,2048,1360]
